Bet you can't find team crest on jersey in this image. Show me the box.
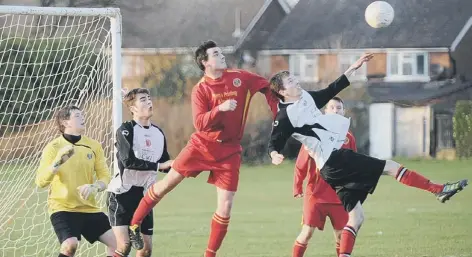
[87,153,93,160]
[344,136,350,145]
[233,78,241,87]
[145,139,152,147]
[122,130,129,136]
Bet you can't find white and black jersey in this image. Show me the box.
[107,120,170,194]
[268,75,351,169]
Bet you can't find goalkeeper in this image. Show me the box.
[35,105,116,257]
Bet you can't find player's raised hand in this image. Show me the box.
[350,53,374,70]
[270,151,284,165]
[52,145,75,171]
[77,184,99,200]
[218,99,237,112]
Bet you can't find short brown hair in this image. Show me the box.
[123,88,150,111]
[269,70,290,100]
[55,105,80,133]
[195,40,217,71]
[331,96,344,104]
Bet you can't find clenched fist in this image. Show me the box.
[218,99,237,112]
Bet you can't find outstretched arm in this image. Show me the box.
[308,53,373,109]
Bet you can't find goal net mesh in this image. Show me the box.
[0,10,116,257]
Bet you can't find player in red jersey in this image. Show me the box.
[292,97,356,257]
[126,40,278,257]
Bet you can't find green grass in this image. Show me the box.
[2,159,472,257]
[151,159,472,257]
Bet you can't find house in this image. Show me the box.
[117,0,292,87]
[3,0,292,87]
[256,0,472,158]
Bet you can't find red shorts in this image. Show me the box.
[172,136,241,192]
[302,195,348,230]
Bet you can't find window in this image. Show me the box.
[122,55,145,78]
[387,52,428,80]
[289,54,318,82]
[338,54,367,81]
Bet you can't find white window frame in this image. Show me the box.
[338,53,367,81]
[289,54,318,82]
[386,51,429,82]
[122,55,145,78]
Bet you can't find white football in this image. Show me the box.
[365,1,394,28]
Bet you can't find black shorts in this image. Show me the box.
[320,149,386,210]
[107,186,154,235]
[50,211,111,244]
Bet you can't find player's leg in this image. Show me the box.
[381,159,468,202]
[337,190,367,257]
[204,186,235,257]
[293,225,315,257]
[327,204,349,256]
[205,156,240,257]
[108,192,134,256]
[111,227,131,257]
[333,229,342,256]
[136,235,152,257]
[135,210,154,257]
[129,143,202,244]
[97,230,116,257]
[292,197,326,257]
[50,212,82,257]
[129,168,185,249]
[81,212,116,257]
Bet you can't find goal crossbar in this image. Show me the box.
[0,6,121,17]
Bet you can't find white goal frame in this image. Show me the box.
[0,6,123,256]
[0,5,123,133]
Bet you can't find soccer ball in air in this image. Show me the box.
[365,1,394,28]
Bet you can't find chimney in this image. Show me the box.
[232,7,243,38]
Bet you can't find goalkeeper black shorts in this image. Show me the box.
[50,211,111,244]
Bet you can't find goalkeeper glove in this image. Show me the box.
[77,184,100,200]
[52,145,75,169]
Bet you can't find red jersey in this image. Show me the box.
[293,131,357,203]
[189,69,278,159]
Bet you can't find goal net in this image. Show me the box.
[0,6,122,257]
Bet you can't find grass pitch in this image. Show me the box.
[2,159,471,257]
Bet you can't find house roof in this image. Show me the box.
[263,0,472,50]
[234,0,289,52]
[367,79,472,105]
[2,0,269,49]
[117,0,267,49]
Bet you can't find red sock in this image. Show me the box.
[292,241,308,257]
[395,167,444,194]
[336,241,340,256]
[205,213,230,257]
[130,188,162,226]
[339,226,357,256]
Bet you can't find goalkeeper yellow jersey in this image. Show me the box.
[35,135,111,215]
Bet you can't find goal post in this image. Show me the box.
[0,6,122,257]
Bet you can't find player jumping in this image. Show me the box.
[107,88,172,257]
[292,97,355,257]
[267,54,468,257]
[127,40,278,257]
[36,105,116,257]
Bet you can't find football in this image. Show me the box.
[365,1,394,28]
